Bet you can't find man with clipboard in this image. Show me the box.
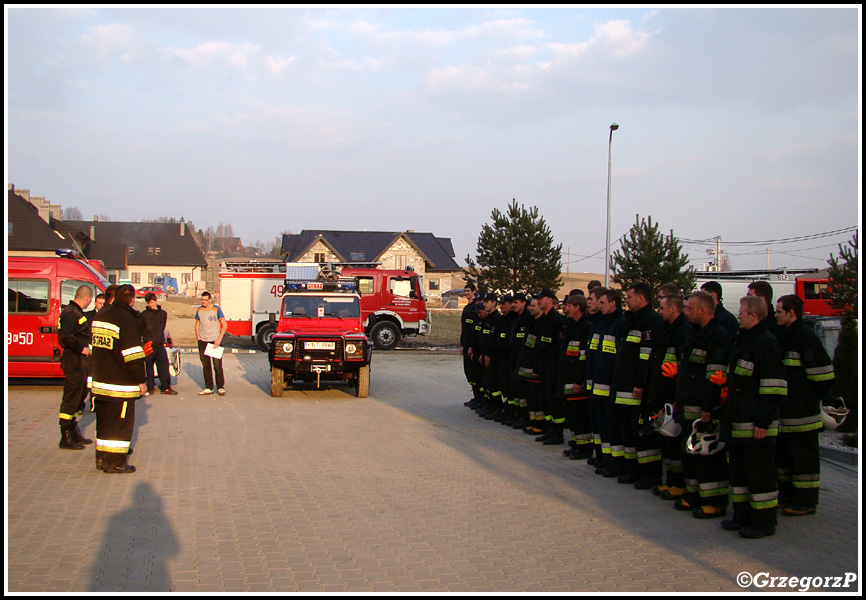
[195,291,228,396]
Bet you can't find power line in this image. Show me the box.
[679,226,857,247]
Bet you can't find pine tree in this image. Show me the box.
[827,233,857,431]
[611,215,695,300]
[464,199,562,294]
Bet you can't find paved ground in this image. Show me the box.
[6,352,861,593]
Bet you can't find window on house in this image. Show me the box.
[148,273,157,284]
[351,252,365,261]
[128,247,134,254]
[314,253,326,263]
[182,273,191,284]
[429,279,440,291]
[155,248,160,255]
[148,247,154,255]
[131,273,141,284]
[395,255,407,270]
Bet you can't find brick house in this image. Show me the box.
[280,230,461,301]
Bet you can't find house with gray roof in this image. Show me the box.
[281,230,461,300]
[66,220,206,289]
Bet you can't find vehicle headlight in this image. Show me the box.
[281,342,294,354]
[346,343,357,354]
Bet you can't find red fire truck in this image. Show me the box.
[219,261,431,351]
[268,266,372,397]
[8,251,109,378]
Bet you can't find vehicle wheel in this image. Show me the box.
[256,324,276,352]
[271,366,284,397]
[355,365,370,398]
[370,321,400,351]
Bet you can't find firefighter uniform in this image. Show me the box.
[775,319,833,514]
[535,304,566,441]
[585,307,623,475]
[722,321,787,536]
[644,312,691,494]
[507,300,534,430]
[612,304,663,484]
[494,304,518,424]
[478,304,503,418]
[517,312,545,433]
[90,300,147,473]
[560,311,594,456]
[58,300,94,449]
[672,318,732,511]
[460,299,482,405]
[583,310,603,464]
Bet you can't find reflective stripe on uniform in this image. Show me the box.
[96,438,130,453]
[91,381,141,399]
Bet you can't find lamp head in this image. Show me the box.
[610,123,619,131]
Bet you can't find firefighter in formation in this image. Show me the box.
[460,280,834,539]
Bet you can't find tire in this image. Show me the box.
[370,321,400,351]
[271,366,284,397]
[256,324,276,352]
[355,365,370,398]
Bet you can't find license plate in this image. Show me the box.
[305,341,335,350]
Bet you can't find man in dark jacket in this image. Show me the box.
[461,283,482,407]
[720,295,787,538]
[668,291,732,519]
[585,289,624,476]
[774,294,833,517]
[90,285,148,474]
[612,282,664,485]
[141,292,178,395]
[643,294,690,494]
[58,285,95,450]
[560,294,594,458]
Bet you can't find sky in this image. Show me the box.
[5,6,862,274]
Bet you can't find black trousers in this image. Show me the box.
[59,353,90,420]
[729,443,778,529]
[94,396,136,469]
[145,344,171,391]
[776,434,819,508]
[198,340,225,390]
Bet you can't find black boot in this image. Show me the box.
[542,424,565,445]
[72,418,93,445]
[59,421,85,450]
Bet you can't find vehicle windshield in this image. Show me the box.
[282,295,360,319]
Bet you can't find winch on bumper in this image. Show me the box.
[268,333,371,397]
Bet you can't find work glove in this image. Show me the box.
[709,370,727,386]
[661,362,678,379]
[143,341,154,357]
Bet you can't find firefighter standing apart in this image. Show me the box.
[58,285,95,450]
[90,284,150,474]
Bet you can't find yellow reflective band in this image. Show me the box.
[96,438,130,453]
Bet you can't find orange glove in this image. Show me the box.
[709,370,727,386]
[143,341,154,357]
[720,386,729,405]
[661,362,678,378]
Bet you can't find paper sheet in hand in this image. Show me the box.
[204,343,224,360]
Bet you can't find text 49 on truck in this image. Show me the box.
[219,261,431,351]
[8,250,109,378]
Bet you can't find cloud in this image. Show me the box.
[167,40,263,70]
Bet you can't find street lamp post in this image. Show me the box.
[605,123,619,288]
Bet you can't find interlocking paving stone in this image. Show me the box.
[7,352,860,592]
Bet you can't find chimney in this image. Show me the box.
[93,215,99,222]
[180,218,185,236]
[90,225,96,240]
